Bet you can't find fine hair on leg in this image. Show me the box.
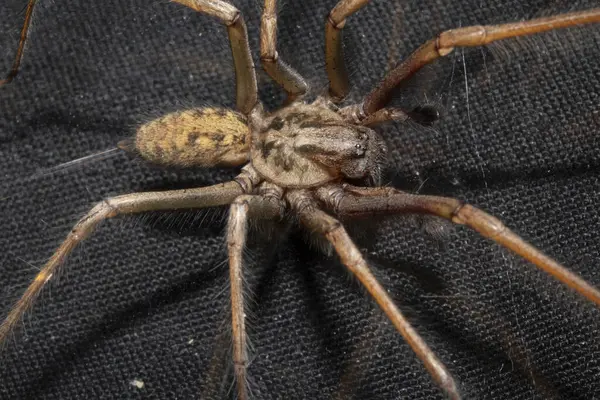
[0,181,245,349]
[173,0,259,115]
[360,8,600,116]
[316,185,600,306]
[227,194,284,400]
[260,0,309,102]
[324,0,371,102]
[287,189,462,400]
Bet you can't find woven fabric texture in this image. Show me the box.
[1,0,599,399]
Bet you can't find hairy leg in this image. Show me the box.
[288,189,461,400]
[325,0,370,102]
[361,8,600,116]
[0,180,246,348]
[1,0,37,86]
[227,193,284,400]
[260,0,309,102]
[173,0,259,115]
[316,185,600,306]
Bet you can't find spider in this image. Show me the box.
[1,0,600,398]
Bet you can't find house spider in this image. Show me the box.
[2,0,600,398]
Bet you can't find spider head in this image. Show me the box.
[295,123,388,185]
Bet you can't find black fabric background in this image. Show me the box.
[1,0,600,399]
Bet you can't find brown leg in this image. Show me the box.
[358,107,410,127]
[325,0,370,102]
[1,0,37,86]
[260,0,309,102]
[173,0,258,115]
[361,8,600,115]
[0,180,245,348]
[339,102,441,127]
[287,190,461,400]
[227,194,284,400]
[318,185,600,306]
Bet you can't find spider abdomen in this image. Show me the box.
[127,107,250,167]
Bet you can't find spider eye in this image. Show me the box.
[355,143,365,156]
[268,116,285,131]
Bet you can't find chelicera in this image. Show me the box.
[2,1,600,399]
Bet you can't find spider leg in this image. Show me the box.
[260,0,309,103]
[1,0,37,86]
[227,192,284,400]
[0,179,247,348]
[358,107,410,127]
[317,185,600,306]
[325,0,370,102]
[173,0,258,115]
[361,8,600,115]
[287,189,461,400]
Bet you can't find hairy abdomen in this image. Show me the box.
[124,107,250,167]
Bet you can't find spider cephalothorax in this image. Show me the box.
[254,104,388,186]
[2,1,600,399]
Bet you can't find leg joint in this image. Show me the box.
[315,185,345,212]
[322,219,343,236]
[235,165,262,193]
[226,10,241,27]
[452,203,507,239]
[327,14,346,30]
[231,195,255,207]
[260,52,278,64]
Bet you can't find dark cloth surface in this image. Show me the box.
[1,0,599,399]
